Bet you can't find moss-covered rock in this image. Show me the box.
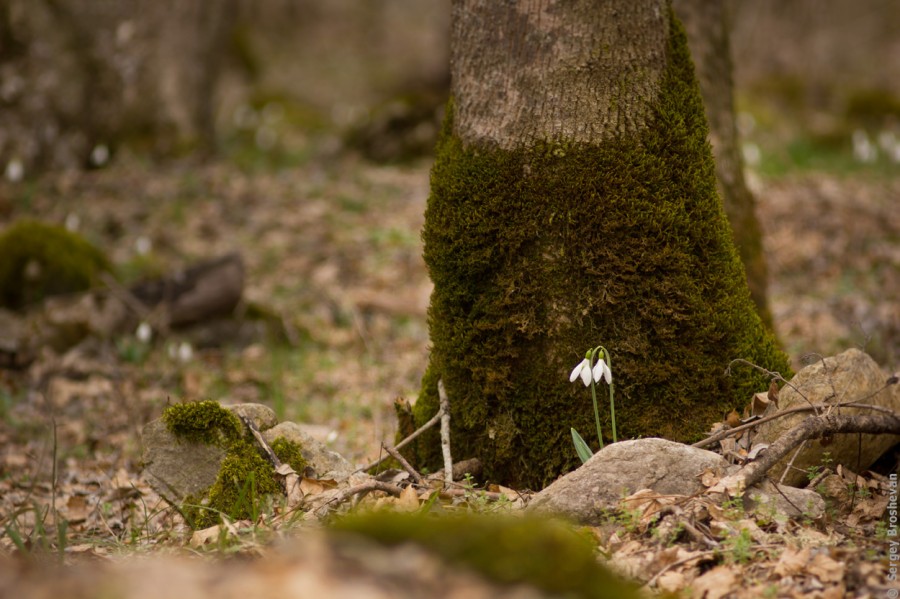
[162,400,243,449]
[0,219,111,309]
[406,9,791,488]
[333,511,641,599]
[271,435,308,474]
[159,400,305,528]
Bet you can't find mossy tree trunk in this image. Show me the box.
[407,0,790,489]
[674,0,773,328]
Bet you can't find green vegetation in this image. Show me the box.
[333,511,642,599]
[405,9,790,488]
[271,435,308,473]
[0,219,111,309]
[162,400,305,528]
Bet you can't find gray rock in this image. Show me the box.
[227,403,278,431]
[526,438,828,524]
[752,348,900,487]
[527,438,728,523]
[745,481,826,520]
[262,421,353,480]
[141,419,225,504]
[141,401,351,505]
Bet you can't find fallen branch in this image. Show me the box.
[314,481,404,516]
[382,443,425,486]
[693,392,896,449]
[358,405,444,473]
[713,411,900,493]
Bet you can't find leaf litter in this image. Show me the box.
[0,156,898,597]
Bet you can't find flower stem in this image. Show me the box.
[606,350,617,443]
[590,378,604,450]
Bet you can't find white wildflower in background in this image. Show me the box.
[90,144,110,167]
[136,322,152,343]
[852,129,877,163]
[5,158,23,182]
[135,236,152,255]
[65,213,81,232]
[741,142,761,167]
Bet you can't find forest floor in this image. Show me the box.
[0,145,898,597]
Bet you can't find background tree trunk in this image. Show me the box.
[406,0,790,488]
[675,0,773,328]
[0,0,235,173]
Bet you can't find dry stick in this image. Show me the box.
[645,550,719,589]
[316,481,404,516]
[723,412,900,491]
[357,407,444,473]
[240,415,281,468]
[438,379,453,487]
[726,358,818,412]
[693,395,895,449]
[382,443,425,486]
[778,440,808,484]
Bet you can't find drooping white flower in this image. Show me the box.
[136,321,152,343]
[569,358,592,387]
[592,358,612,385]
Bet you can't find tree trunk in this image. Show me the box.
[674,0,773,328]
[406,0,790,488]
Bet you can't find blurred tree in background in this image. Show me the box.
[0,0,237,172]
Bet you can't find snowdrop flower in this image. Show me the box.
[64,213,81,232]
[177,342,193,363]
[592,358,612,385]
[90,144,109,167]
[569,358,593,387]
[136,321,152,343]
[5,158,23,182]
[135,236,152,255]
[852,129,877,163]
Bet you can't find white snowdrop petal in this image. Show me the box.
[592,359,605,383]
[569,358,588,383]
[580,363,592,386]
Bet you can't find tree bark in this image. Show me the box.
[674,0,773,328]
[406,0,790,488]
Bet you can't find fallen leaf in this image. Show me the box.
[774,546,810,577]
[690,565,737,599]
[808,552,845,584]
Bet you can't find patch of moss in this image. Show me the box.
[162,400,243,449]
[333,511,641,599]
[0,219,111,309]
[271,436,308,474]
[191,439,282,529]
[406,9,791,488]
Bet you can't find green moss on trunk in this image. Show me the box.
[407,10,791,488]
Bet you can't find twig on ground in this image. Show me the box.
[315,481,404,516]
[645,550,718,589]
[382,443,425,486]
[779,440,807,484]
[240,415,281,468]
[438,379,453,488]
[357,405,444,473]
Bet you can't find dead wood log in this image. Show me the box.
[129,252,244,328]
